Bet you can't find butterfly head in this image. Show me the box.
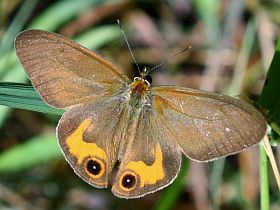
[129,68,152,99]
[133,67,152,86]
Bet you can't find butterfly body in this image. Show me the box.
[15,29,267,199]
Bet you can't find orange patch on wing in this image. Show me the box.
[124,144,164,187]
[66,119,107,164]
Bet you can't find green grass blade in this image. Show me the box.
[0,0,39,57]
[28,0,103,31]
[74,25,120,49]
[0,134,61,173]
[0,82,40,97]
[226,18,256,95]
[259,144,270,210]
[210,159,226,210]
[0,83,63,115]
[192,0,220,45]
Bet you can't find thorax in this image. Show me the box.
[128,78,151,109]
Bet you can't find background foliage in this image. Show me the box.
[0,0,279,210]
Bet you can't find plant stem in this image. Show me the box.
[259,144,270,210]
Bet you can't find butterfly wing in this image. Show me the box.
[15,29,130,108]
[112,106,182,198]
[57,95,128,188]
[152,86,266,162]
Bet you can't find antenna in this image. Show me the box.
[146,45,192,74]
[117,19,141,74]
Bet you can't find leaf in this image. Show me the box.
[258,38,280,133]
[0,82,63,115]
[0,134,61,173]
[74,25,120,49]
[28,0,103,31]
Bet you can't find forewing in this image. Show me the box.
[112,106,181,198]
[152,86,267,162]
[15,29,130,108]
[57,95,127,188]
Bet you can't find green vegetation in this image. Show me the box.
[0,1,279,209]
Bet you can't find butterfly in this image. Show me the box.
[15,29,267,199]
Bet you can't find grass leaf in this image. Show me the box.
[0,82,63,115]
[258,38,280,130]
[0,134,61,173]
[28,0,103,31]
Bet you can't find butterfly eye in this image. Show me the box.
[86,158,105,178]
[133,77,142,82]
[144,75,152,85]
[119,172,137,191]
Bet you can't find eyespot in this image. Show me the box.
[119,171,137,191]
[87,160,101,175]
[85,158,105,179]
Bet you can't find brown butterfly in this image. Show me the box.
[15,29,266,199]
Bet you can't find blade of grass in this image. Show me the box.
[226,18,256,95]
[0,134,61,173]
[28,0,104,31]
[210,159,226,210]
[193,0,220,46]
[0,0,39,79]
[0,82,40,98]
[259,143,270,210]
[0,0,39,57]
[0,83,63,115]
[74,25,119,49]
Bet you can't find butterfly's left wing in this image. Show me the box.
[152,86,267,162]
[57,95,128,188]
[112,106,182,198]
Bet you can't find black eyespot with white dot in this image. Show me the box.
[122,174,136,189]
[86,160,101,176]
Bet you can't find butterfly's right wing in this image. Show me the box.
[152,86,267,162]
[15,29,130,108]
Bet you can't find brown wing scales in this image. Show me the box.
[152,86,266,161]
[15,29,130,108]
